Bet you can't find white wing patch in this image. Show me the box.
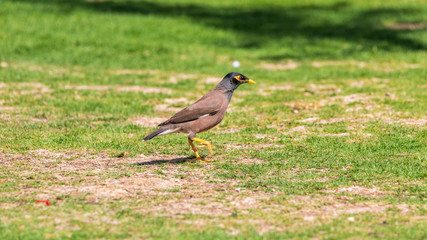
[158,128,180,136]
[198,114,210,119]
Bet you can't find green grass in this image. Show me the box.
[0,0,426,239]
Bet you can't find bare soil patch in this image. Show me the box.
[1,150,280,217]
[259,61,300,70]
[213,128,241,134]
[152,98,193,112]
[257,84,293,96]
[169,73,198,83]
[154,104,182,112]
[287,195,411,219]
[226,143,285,150]
[64,85,172,94]
[319,132,350,137]
[236,158,264,164]
[307,84,341,95]
[204,76,220,84]
[323,186,391,198]
[331,93,373,105]
[163,97,192,105]
[131,116,167,127]
[285,93,378,114]
[112,69,158,75]
[1,150,421,234]
[311,60,421,72]
[0,82,51,96]
[311,60,366,68]
[297,117,346,124]
[384,22,425,30]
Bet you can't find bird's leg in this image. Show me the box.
[192,138,214,160]
[188,138,204,161]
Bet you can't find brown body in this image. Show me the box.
[143,72,254,161]
[164,89,229,138]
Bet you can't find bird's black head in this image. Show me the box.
[215,72,255,91]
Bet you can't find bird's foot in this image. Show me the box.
[188,157,203,162]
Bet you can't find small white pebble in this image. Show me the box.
[232,61,240,68]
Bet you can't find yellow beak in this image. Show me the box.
[246,79,256,84]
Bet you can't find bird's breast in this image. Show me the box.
[192,109,227,133]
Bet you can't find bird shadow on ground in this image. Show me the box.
[134,156,194,165]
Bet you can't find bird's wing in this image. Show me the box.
[158,92,222,126]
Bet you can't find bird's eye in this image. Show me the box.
[232,77,240,85]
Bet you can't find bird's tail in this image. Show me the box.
[142,126,177,141]
[142,128,164,141]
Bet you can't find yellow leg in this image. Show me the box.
[188,138,214,162]
[192,138,214,160]
[188,138,204,161]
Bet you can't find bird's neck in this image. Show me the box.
[224,89,234,103]
[214,85,235,103]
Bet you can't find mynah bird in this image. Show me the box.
[143,72,255,161]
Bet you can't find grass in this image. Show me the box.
[0,0,426,239]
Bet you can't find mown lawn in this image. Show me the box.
[0,0,426,239]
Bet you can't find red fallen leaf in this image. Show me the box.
[35,200,50,206]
